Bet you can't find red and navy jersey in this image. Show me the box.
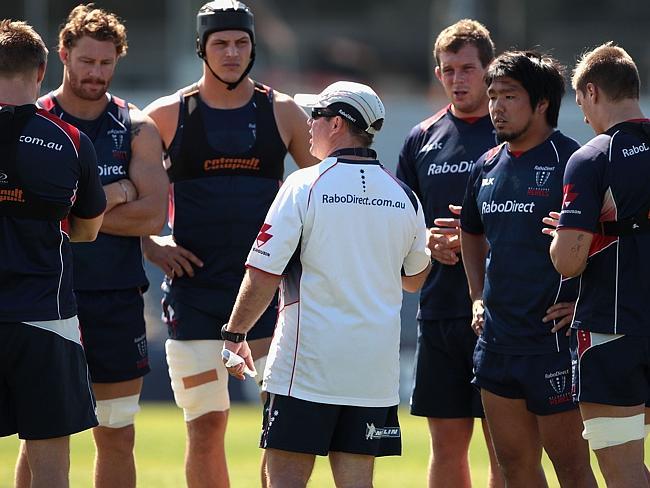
[163,82,287,339]
[558,120,650,335]
[461,131,580,354]
[0,104,105,322]
[39,93,147,291]
[397,106,496,320]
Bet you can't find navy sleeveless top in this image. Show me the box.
[38,93,148,291]
[165,82,287,338]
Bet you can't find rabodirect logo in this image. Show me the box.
[481,200,535,214]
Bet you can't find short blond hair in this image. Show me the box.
[434,19,495,68]
[572,42,639,101]
[0,19,48,75]
[58,4,128,57]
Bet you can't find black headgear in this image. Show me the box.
[196,0,255,91]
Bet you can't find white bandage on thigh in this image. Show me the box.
[582,414,645,450]
[165,339,230,422]
[253,355,268,390]
[95,394,141,428]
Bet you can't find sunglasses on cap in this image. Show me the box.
[311,107,337,119]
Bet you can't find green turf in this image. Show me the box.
[0,402,619,487]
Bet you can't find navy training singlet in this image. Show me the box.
[39,93,148,291]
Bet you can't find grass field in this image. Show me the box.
[0,402,618,487]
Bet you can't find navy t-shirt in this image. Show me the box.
[0,106,105,322]
[558,120,650,336]
[461,131,580,354]
[397,106,496,320]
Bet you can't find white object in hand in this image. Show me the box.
[222,349,257,378]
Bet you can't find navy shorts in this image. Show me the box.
[260,394,401,457]
[0,322,97,440]
[572,331,650,406]
[472,342,576,415]
[162,288,276,341]
[76,288,150,383]
[411,318,483,418]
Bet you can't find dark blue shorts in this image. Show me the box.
[76,288,150,383]
[572,331,650,406]
[261,394,401,457]
[472,342,576,415]
[162,288,276,341]
[0,322,97,440]
[410,318,483,418]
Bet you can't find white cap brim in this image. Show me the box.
[293,93,325,108]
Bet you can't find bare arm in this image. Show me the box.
[550,228,592,278]
[402,261,432,293]
[223,268,283,379]
[68,214,104,242]
[274,91,319,168]
[461,230,489,335]
[99,108,167,236]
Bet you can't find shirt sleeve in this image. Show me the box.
[70,132,106,219]
[460,157,484,234]
[246,174,305,275]
[396,129,421,198]
[557,145,606,233]
[402,193,431,276]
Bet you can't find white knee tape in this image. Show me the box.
[95,394,141,429]
[253,355,267,390]
[582,414,645,450]
[165,339,230,422]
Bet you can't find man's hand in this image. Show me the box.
[471,298,485,336]
[429,204,462,265]
[142,235,203,278]
[222,340,255,380]
[543,301,576,335]
[541,211,561,238]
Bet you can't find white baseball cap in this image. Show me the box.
[294,81,385,134]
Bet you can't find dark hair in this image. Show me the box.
[434,19,495,68]
[58,4,127,57]
[572,42,640,101]
[0,19,48,75]
[486,50,565,127]
[340,118,374,147]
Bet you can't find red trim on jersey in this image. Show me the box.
[287,301,301,397]
[36,109,81,152]
[588,234,618,257]
[37,94,56,111]
[625,118,650,123]
[111,94,127,108]
[509,150,524,158]
[418,105,449,132]
[576,329,592,360]
[60,217,70,235]
[459,116,481,124]
[244,264,283,277]
[167,183,175,229]
[307,162,339,209]
[483,143,506,163]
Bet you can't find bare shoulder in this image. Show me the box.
[128,106,161,139]
[142,92,182,147]
[272,89,306,119]
[270,87,316,168]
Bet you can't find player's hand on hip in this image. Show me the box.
[541,211,561,238]
[544,301,575,335]
[471,299,485,336]
[222,340,254,381]
[144,234,203,278]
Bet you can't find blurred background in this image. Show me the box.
[4,0,650,403]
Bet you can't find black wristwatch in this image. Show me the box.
[221,323,247,343]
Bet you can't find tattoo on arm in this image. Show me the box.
[131,121,144,138]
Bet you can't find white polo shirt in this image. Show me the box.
[247,156,430,407]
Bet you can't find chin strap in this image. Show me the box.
[201,54,255,91]
[328,147,377,159]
